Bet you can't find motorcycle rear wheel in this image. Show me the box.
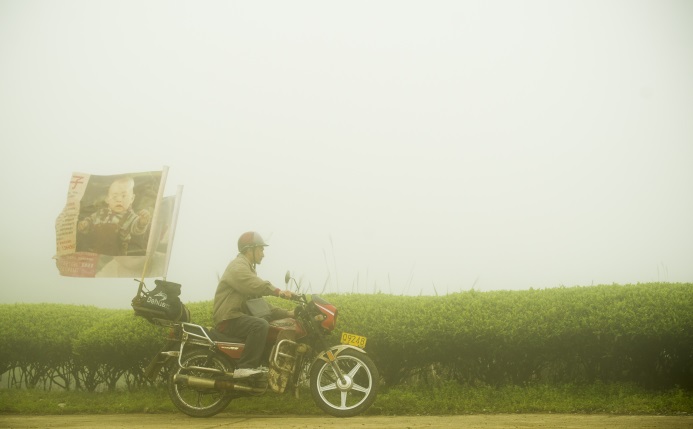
[309,348,379,417]
[167,349,235,418]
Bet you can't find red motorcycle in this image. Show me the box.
[132,272,379,418]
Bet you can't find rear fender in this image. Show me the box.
[144,341,180,380]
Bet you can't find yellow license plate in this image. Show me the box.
[341,332,367,348]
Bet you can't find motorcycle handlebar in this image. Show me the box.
[279,291,305,302]
[290,293,306,303]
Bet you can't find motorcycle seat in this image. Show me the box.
[206,327,244,344]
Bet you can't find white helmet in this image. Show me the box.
[237,231,268,253]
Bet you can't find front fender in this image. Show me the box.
[312,344,367,365]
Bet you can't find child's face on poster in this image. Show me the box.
[106,180,135,213]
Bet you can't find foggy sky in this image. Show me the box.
[1,0,692,309]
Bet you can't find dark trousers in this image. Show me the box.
[218,315,269,369]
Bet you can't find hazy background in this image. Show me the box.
[1,0,691,309]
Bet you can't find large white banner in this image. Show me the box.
[54,168,180,278]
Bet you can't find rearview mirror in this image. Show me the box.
[284,271,291,285]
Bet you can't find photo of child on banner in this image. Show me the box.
[54,167,182,279]
[76,175,154,256]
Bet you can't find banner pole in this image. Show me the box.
[140,166,169,282]
[161,185,183,280]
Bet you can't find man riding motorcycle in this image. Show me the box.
[212,231,295,378]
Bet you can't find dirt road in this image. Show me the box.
[0,414,691,429]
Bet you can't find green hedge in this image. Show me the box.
[327,283,693,388]
[0,304,103,390]
[71,312,164,391]
[1,283,691,391]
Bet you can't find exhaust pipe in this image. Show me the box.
[173,374,265,394]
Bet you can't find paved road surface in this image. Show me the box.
[0,414,691,429]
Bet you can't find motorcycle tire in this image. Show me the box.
[167,349,235,418]
[309,348,379,417]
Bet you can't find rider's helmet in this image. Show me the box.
[237,231,268,253]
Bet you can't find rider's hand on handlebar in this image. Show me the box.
[278,289,295,300]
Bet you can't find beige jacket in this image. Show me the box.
[212,254,289,325]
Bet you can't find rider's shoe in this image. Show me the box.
[233,366,269,378]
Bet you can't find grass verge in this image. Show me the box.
[0,383,690,416]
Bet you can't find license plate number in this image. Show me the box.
[341,332,367,348]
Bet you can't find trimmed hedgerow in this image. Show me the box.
[1,283,691,391]
[327,283,693,389]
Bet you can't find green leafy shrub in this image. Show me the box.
[326,283,693,388]
[72,312,165,391]
[0,304,102,389]
[2,283,691,391]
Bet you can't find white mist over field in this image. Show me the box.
[1,0,692,308]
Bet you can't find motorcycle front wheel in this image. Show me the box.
[309,348,379,417]
[167,349,235,418]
